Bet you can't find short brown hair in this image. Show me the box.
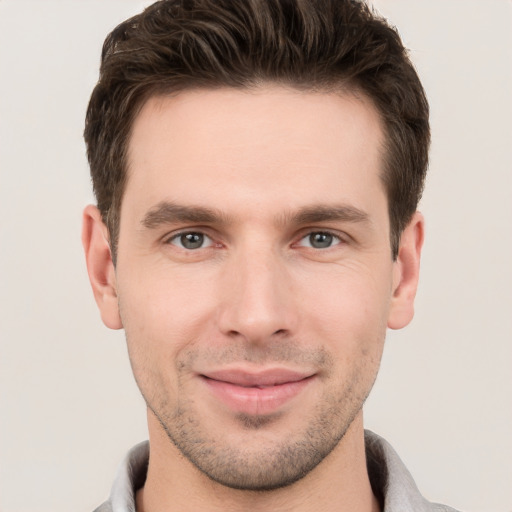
[84,0,429,261]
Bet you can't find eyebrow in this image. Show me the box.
[141,201,370,229]
[287,205,369,226]
[141,201,228,229]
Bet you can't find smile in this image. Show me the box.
[200,369,315,416]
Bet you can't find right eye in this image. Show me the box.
[168,232,213,250]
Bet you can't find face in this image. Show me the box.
[84,86,422,490]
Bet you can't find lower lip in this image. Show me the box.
[202,376,313,416]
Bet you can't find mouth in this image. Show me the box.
[200,368,316,416]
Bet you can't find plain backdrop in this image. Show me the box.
[0,1,511,511]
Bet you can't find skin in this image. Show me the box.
[83,86,423,512]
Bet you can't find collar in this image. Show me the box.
[97,430,457,512]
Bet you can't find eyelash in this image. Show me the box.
[296,230,344,249]
[165,231,216,250]
[164,229,347,251]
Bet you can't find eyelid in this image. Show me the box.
[294,228,349,248]
[160,227,350,250]
[163,229,215,249]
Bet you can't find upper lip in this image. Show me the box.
[201,368,314,387]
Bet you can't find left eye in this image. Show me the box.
[169,232,213,250]
[298,232,341,249]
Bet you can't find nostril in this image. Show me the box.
[226,328,287,339]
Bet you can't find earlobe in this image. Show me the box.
[387,212,424,330]
[82,205,123,330]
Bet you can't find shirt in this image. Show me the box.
[93,430,459,512]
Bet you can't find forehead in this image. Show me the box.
[123,86,386,220]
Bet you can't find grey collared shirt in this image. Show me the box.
[94,430,460,512]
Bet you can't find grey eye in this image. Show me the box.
[298,232,341,249]
[170,232,212,250]
[309,232,334,248]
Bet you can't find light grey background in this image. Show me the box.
[0,1,511,511]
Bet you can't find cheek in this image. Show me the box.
[117,271,208,405]
[302,268,389,400]
[298,261,393,351]
[117,264,217,356]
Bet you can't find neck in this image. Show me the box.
[136,412,380,512]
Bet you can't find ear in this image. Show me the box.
[387,211,424,330]
[82,205,123,330]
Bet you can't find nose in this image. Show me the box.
[217,244,298,344]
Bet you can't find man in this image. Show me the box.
[82,0,457,510]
